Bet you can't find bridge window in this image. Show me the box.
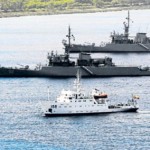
[51,105,57,108]
[75,94,77,99]
[49,109,52,112]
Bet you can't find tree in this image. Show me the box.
[0,0,12,12]
[111,0,119,5]
[93,0,105,7]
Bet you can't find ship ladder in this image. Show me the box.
[81,66,94,75]
[138,43,149,50]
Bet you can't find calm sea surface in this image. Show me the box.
[0,10,150,150]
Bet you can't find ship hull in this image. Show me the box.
[69,43,150,53]
[36,66,150,77]
[0,67,43,77]
[0,66,150,77]
[44,108,138,117]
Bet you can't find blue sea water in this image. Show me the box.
[0,10,150,150]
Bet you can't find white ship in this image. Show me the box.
[44,70,139,117]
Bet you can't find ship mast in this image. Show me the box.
[65,26,71,54]
[124,11,130,39]
[127,11,130,37]
[65,26,75,54]
[65,26,71,48]
[74,68,82,93]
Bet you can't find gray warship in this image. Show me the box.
[1,27,150,77]
[65,11,150,53]
[1,31,150,77]
[1,51,150,77]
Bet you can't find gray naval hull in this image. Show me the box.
[1,66,150,77]
[69,43,150,53]
[40,66,150,77]
[0,67,43,77]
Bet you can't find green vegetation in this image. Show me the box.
[0,0,150,17]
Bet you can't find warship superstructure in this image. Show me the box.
[65,11,150,53]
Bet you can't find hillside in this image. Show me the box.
[0,0,150,17]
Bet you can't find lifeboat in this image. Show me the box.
[94,93,108,99]
[133,95,140,99]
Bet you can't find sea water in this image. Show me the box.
[0,9,150,150]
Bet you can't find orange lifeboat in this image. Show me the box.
[133,95,140,99]
[94,93,108,99]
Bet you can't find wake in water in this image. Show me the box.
[137,110,150,114]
